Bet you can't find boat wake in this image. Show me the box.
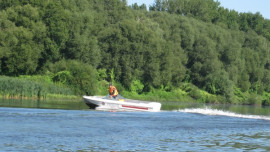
[178,108,270,121]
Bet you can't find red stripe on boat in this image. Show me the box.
[122,105,148,110]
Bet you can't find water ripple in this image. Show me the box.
[1,107,270,151]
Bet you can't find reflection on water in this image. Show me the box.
[0,98,89,110]
[0,107,269,151]
[179,107,270,121]
[161,101,270,115]
[209,104,270,116]
[0,98,270,151]
[1,98,270,116]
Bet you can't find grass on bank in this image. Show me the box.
[0,76,75,100]
[1,75,270,108]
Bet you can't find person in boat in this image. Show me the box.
[109,83,119,99]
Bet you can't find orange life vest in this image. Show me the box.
[109,85,118,96]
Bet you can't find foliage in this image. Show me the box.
[130,79,144,93]
[0,76,73,99]
[97,69,107,81]
[52,71,72,85]
[262,92,270,106]
[150,0,270,41]
[0,0,270,106]
[245,93,262,106]
[49,60,98,95]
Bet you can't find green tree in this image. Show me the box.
[50,60,98,95]
[0,5,44,75]
[43,1,69,62]
[262,70,270,92]
[205,70,233,98]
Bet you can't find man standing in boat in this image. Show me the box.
[109,83,119,99]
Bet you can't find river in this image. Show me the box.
[0,99,270,151]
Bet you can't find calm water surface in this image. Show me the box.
[0,99,270,151]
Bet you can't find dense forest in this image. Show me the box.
[0,0,270,105]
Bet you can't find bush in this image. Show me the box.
[130,79,144,93]
[49,60,98,95]
[96,80,109,95]
[262,99,270,106]
[245,94,262,105]
[189,89,202,100]
[52,71,72,85]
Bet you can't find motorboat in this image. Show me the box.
[83,95,161,112]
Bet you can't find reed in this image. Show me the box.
[0,76,75,99]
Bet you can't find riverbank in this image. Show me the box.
[120,85,270,108]
[1,76,270,110]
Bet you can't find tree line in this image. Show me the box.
[149,0,270,41]
[0,0,270,104]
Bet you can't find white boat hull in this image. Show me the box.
[83,96,161,112]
